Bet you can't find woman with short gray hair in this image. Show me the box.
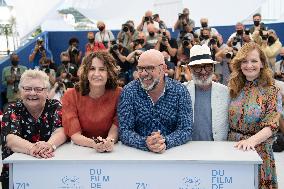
[1,69,66,189]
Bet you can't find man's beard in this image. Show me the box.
[139,77,160,91]
[192,72,213,87]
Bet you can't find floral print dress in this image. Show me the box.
[0,99,62,180]
[228,81,282,189]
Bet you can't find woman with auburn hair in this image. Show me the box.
[228,42,282,189]
[62,51,121,152]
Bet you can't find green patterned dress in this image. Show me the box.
[228,81,282,189]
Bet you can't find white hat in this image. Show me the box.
[189,44,216,66]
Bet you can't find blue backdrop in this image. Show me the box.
[0,22,284,109]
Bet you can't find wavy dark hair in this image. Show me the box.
[228,42,274,98]
[75,51,118,96]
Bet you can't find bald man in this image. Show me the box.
[118,49,193,153]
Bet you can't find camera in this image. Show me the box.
[112,44,119,51]
[122,24,129,32]
[178,13,185,20]
[244,28,250,35]
[209,36,217,45]
[225,51,233,59]
[11,67,21,92]
[180,61,187,66]
[39,45,45,52]
[144,16,151,22]
[71,46,79,55]
[232,36,242,46]
[260,30,268,40]
[182,36,191,47]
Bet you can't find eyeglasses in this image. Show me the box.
[191,64,213,73]
[136,64,163,73]
[22,86,47,93]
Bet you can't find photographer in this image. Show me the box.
[126,34,146,80]
[137,10,159,33]
[175,59,191,83]
[57,51,79,88]
[227,22,251,49]
[117,20,139,52]
[95,21,115,49]
[174,8,195,33]
[39,57,56,86]
[85,32,106,56]
[195,18,219,37]
[67,37,82,66]
[177,33,193,61]
[109,41,131,85]
[275,48,284,81]
[152,14,167,29]
[260,30,282,72]
[249,13,266,34]
[162,51,175,78]
[29,37,52,68]
[215,47,238,85]
[2,53,27,103]
[155,29,178,64]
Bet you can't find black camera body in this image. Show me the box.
[232,36,242,46]
[71,46,79,55]
[225,51,233,59]
[178,13,185,20]
[182,36,191,47]
[244,28,250,35]
[144,16,152,22]
[122,24,129,32]
[11,67,21,92]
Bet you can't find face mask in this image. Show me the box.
[88,38,95,43]
[203,35,209,40]
[201,22,208,28]
[236,30,243,35]
[98,26,105,31]
[254,20,260,26]
[11,60,19,66]
[62,61,69,65]
[268,36,275,45]
[138,39,144,45]
[149,32,155,37]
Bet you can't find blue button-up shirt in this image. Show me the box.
[118,77,193,151]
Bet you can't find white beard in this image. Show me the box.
[192,73,213,87]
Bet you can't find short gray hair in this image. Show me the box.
[19,69,50,90]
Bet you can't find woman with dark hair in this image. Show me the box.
[62,51,121,152]
[228,42,282,188]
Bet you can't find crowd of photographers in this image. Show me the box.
[2,9,284,109]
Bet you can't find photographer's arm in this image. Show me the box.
[126,51,137,63]
[177,46,184,60]
[115,51,127,62]
[174,19,181,30]
[29,46,39,62]
[166,42,177,57]
[137,16,145,31]
[154,37,162,50]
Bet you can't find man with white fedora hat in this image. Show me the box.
[184,44,229,141]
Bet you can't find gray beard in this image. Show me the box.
[140,78,160,91]
[192,73,213,87]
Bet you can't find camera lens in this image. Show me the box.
[144,17,150,22]
[182,40,190,47]
[123,26,128,32]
